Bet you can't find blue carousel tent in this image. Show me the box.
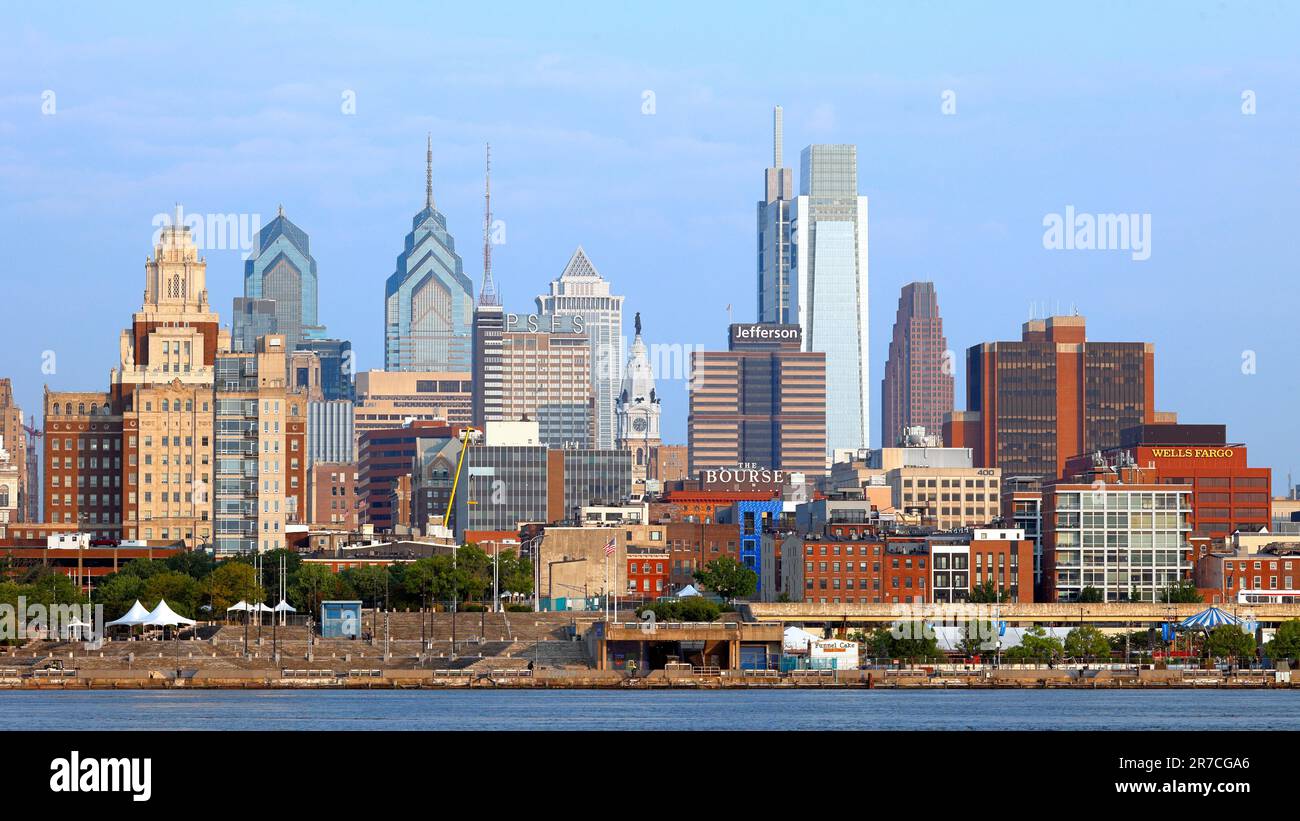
[1178,606,1241,630]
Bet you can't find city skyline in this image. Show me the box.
[3,3,1299,482]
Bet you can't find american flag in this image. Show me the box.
[604,536,616,557]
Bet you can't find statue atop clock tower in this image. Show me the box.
[616,312,661,491]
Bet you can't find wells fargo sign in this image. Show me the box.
[1149,448,1235,459]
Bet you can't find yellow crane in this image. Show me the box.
[442,426,483,530]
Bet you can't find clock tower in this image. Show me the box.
[616,312,661,491]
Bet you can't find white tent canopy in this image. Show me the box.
[105,600,151,627]
[226,600,251,612]
[141,599,196,627]
[676,585,702,598]
[273,600,296,612]
[254,603,274,613]
[783,626,821,653]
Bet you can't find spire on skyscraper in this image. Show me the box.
[774,105,783,168]
[425,132,434,210]
[479,142,500,307]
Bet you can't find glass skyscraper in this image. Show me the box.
[384,137,474,372]
[535,247,624,449]
[757,106,795,324]
[242,206,322,352]
[791,144,869,457]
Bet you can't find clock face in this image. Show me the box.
[632,417,648,432]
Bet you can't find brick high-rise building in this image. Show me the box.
[881,282,953,447]
[0,379,30,529]
[309,461,360,529]
[688,323,826,476]
[42,391,123,541]
[945,315,1161,483]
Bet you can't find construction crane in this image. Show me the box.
[442,426,483,530]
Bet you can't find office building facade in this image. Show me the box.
[688,323,826,476]
[384,137,475,372]
[945,315,1159,482]
[295,338,354,402]
[792,144,869,455]
[241,207,322,352]
[757,105,795,324]
[353,370,473,442]
[535,246,624,448]
[307,399,355,465]
[497,313,593,448]
[881,281,953,447]
[1043,480,1193,602]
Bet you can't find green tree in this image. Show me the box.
[1005,625,1064,663]
[967,580,1009,604]
[166,550,216,580]
[1204,625,1256,661]
[207,560,263,613]
[454,545,492,603]
[635,599,722,623]
[24,566,87,604]
[1077,586,1104,603]
[294,564,335,615]
[863,623,944,662]
[1064,625,1111,659]
[1267,619,1300,663]
[1158,581,1203,604]
[345,565,391,609]
[495,550,534,599]
[93,573,146,620]
[141,571,202,618]
[692,557,758,603]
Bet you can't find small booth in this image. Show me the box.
[321,600,363,638]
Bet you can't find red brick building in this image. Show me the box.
[626,546,669,600]
[310,461,360,529]
[776,523,1034,605]
[1062,424,1270,544]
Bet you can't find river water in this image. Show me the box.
[0,689,1296,731]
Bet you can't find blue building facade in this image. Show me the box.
[242,207,322,352]
[736,500,783,593]
[384,139,474,372]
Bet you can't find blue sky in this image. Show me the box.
[2,1,1298,482]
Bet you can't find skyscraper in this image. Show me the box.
[384,135,475,372]
[472,142,505,430]
[791,144,869,456]
[240,206,321,352]
[945,315,1161,482]
[111,209,228,547]
[881,281,954,446]
[535,246,624,448]
[688,323,826,476]
[757,105,795,324]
